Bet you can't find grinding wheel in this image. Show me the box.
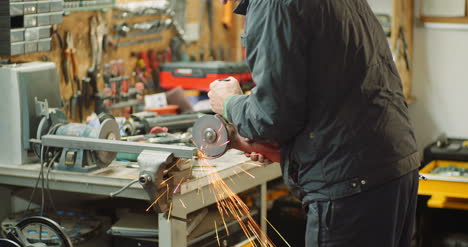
[95,119,121,167]
[192,115,232,158]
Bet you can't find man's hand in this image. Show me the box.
[234,137,280,164]
[208,77,242,115]
[245,152,274,165]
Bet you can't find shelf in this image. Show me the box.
[422,22,468,30]
[64,4,114,13]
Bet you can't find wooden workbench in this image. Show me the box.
[0,150,282,246]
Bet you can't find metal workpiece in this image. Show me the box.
[41,135,198,159]
[120,113,202,136]
[144,113,202,131]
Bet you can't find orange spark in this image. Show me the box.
[146,187,168,211]
[166,184,169,201]
[160,175,174,185]
[219,140,230,147]
[214,221,221,247]
[179,199,187,209]
[244,161,262,167]
[166,159,181,172]
[195,153,276,246]
[167,202,173,222]
[173,177,184,194]
[239,167,256,179]
[264,217,291,247]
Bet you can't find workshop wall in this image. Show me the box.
[368,0,468,151]
[0,1,243,121]
[409,27,468,150]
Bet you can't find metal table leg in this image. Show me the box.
[158,213,187,247]
[260,182,267,234]
[0,186,12,221]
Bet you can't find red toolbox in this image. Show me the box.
[159,61,252,91]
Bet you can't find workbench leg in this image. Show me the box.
[0,186,12,222]
[260,183,267,235]
[158,213,187,247]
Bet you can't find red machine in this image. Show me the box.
[159,61,252,91]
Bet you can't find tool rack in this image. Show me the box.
[0,0,64,55]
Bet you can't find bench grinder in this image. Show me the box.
[35,99,121,172]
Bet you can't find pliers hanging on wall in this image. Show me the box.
[51,24,70,84]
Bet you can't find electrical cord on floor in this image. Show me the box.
[26,145,46,214]
[40,151,45,215]
[109,179,140,198]
[26,136,60,216]
[45,152,60,214]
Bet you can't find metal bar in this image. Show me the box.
[41,135,197,159]
[0,186,12,222]
[116,37,163,48]
[106,99,144,110]
[0,171,148,200]
[260,182,267,235]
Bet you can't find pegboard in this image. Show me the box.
[183,0,243,62]
[0,1,244,121]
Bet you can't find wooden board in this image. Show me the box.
[391,0,415,103]
[420,0,468,24]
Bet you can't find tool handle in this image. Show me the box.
[231,136,281,163]
[222,1,233,29]
[70,52,78,77]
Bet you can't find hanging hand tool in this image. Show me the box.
[192,115,281,162]
[399,27,411,71]
[222,1,234,29]
[206,0,215,60]
[65,32,83,122]
[393,27,411,71]
[51,24,69,85]
[64,32,76,120]
[87,15,107,108]
[199,0,215,61]
[148,49,160,88]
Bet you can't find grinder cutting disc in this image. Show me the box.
[192,115,231,158]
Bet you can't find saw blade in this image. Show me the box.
[192,115,230,158]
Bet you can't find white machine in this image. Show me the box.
[0,62,62,165]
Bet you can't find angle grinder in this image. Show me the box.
[192,115,280,162]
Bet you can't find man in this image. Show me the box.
[208,0,420,246]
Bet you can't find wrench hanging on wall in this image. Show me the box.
[86,14,108,108]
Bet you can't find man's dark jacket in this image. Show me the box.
[224,0,419,201]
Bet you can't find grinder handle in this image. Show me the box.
[231,135,281,163]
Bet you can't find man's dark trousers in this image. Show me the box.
[305,170,419,247]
